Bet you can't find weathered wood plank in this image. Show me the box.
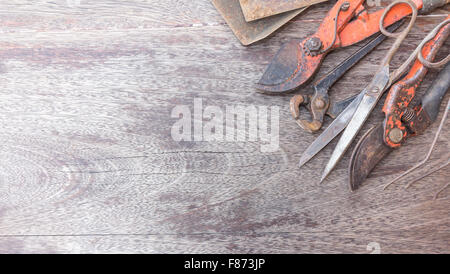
[0,228,449,254]
[0,0,448,253]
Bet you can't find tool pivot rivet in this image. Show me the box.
[306,37,322,53]
[314,99,326,109]
[389,128,404,144]
[341,2,350,11]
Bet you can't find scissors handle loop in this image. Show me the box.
[418,19,450,69]
[379,0,418,69]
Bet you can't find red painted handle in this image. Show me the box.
[382,16,450,148]
[339,0,425,47]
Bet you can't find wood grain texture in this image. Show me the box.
[0,0,448,253]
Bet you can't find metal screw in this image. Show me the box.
[341,1,350,11]
[306,37,322,53]
[314,98,326,109]
[389,128,404,144]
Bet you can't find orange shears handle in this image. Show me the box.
[340,0,450,47]
[382,15,450,148]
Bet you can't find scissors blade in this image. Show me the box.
[320,68,390,182]
[298,91,365,168]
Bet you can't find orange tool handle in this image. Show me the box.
[382,15,450,148]
[313,0,365,52]
[339,0,426,47]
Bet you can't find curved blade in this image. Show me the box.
[256,38,325,93]
[348,124,393,191]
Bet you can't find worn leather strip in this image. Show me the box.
[211,0,306,46]
[239,0,327,22]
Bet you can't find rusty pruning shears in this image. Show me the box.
[350,15,450,190]
[257,0,450,93]
[299,1,450,183]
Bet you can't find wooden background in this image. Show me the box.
[0,0,448,254]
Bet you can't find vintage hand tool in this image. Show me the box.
[212,0,306,45]
[256,0,450,93]
[349,16,450,191]
[290,20,403,133]
[298,0,420,177]
[384,100,449,190]
[239,0,327,22]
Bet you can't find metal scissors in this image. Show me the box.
[298,0,421,181]
[290,21,404,133]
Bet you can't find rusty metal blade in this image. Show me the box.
[239,0,327,22]
[211,0,306,46]
[256,19,404,94]
[348,124,393,191]
[256,36,325,93]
